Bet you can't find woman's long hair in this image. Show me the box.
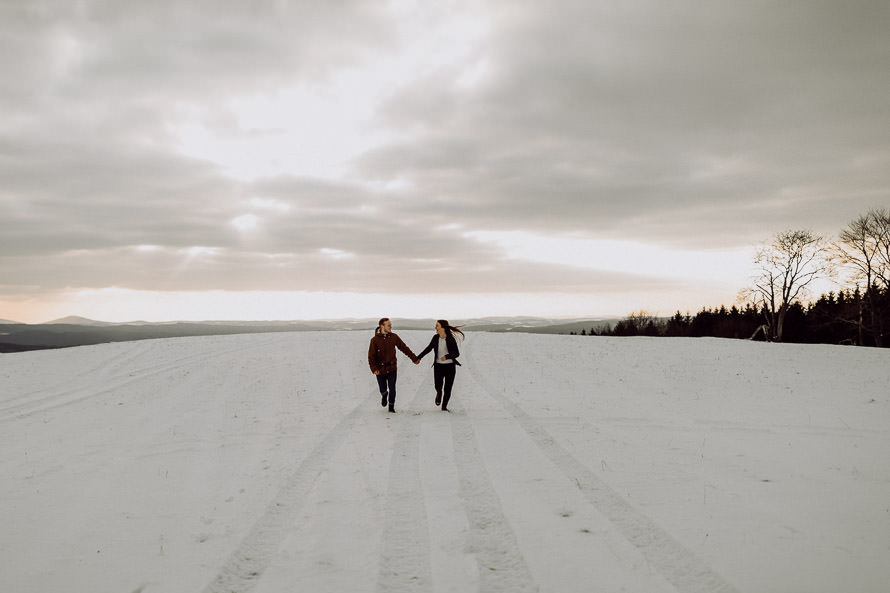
[438,319,465,341]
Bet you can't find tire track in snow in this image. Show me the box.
[375,378,434,593]
[375,352,538,593]
[202,393,376,593]
[449,411,540,593]
[0,334,296,423]
[444,334,539,593]
[0,345,138,421]
[462,334,741,593]
[0,344,133,408]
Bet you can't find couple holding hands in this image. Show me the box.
[368,317,465,413]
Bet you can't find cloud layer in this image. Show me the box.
[2,1,888,315]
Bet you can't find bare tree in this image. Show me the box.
[745,229,827,342]
[872,209,890,289]
[834,208,890,346]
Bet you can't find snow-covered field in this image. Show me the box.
[1,330,888,593]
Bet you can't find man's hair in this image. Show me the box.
[376,317,390,334]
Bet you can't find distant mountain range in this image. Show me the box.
[0,316,619,353]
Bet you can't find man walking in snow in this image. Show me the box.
[368,318,419,413]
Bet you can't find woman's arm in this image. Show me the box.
[416,335,436,360]
[444,335,460,360]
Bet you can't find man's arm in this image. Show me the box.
[368,338,380,373]
[395,335,419,363]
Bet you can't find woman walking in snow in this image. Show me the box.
[368,317,419,413]
[417,320,464,411]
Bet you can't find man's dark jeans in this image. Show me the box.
[376,370,397,406]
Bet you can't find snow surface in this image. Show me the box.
[1,331,888,593]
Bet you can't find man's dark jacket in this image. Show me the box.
[368,332,418,374]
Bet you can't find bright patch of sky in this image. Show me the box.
[465,230,756,285]
[169,4,492,182]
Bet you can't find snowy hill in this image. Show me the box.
[1,331,888,593]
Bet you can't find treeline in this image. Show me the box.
[573,207,890,348]
[578,284,888,346]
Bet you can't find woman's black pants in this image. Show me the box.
[433,363,456,409]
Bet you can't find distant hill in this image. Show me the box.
[0,316,619,353]
[44,316,116,326]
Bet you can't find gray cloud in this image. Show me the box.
[359,0,890,242]
[1,1,391,101]
[3,240,678,296]
[2,0,888,306]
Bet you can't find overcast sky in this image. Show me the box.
[2,0,888,323]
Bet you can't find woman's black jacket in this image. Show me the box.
[417,333,461,366]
